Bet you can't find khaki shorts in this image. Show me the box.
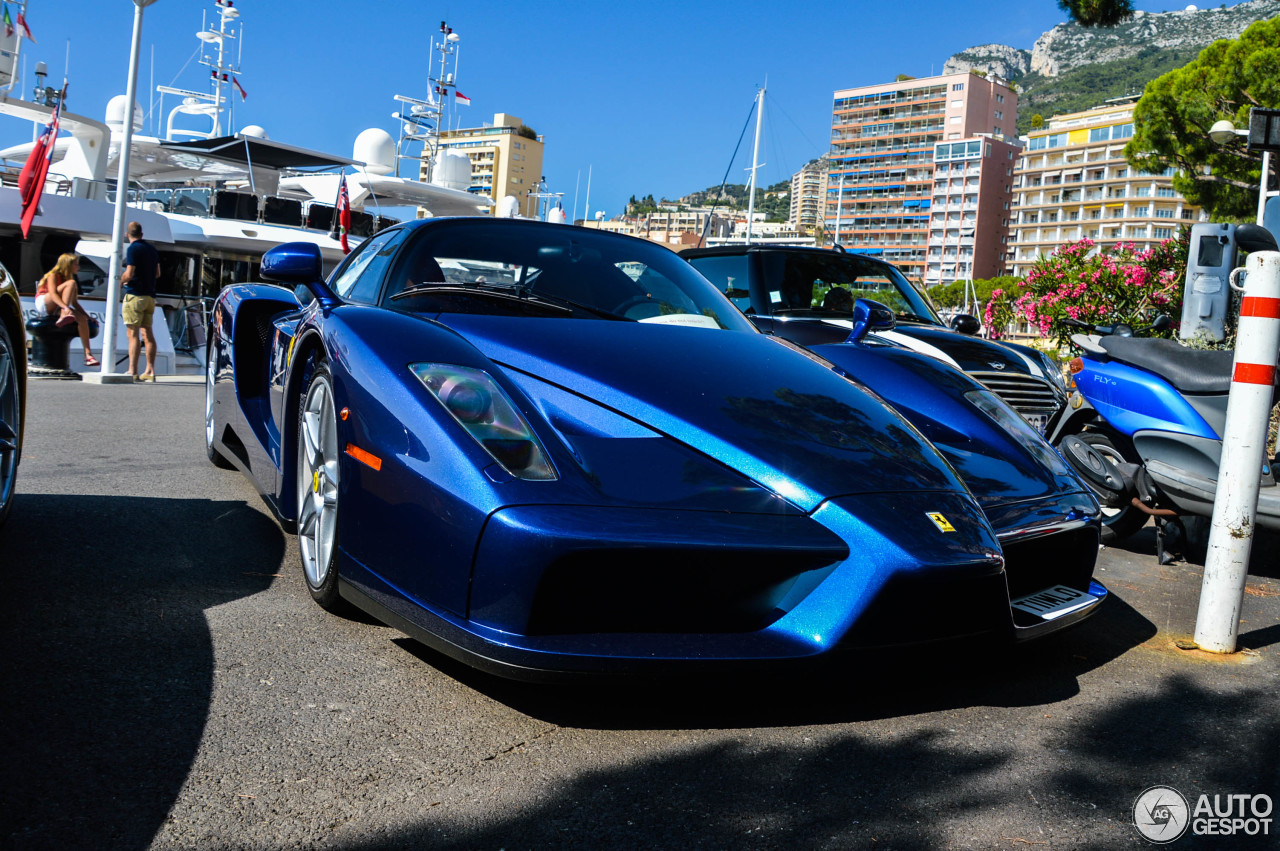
[122,294,156,327]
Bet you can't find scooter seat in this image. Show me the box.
[1099,337,1235,394]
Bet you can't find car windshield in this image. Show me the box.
[759,251,942,325]
[385,222,755,332]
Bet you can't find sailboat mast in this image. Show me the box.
[745,85,765,245]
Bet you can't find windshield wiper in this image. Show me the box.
[518,289,631,321]
[392,283,572,315]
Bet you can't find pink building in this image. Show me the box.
[925,134,1020,287]
[828,72,1017,282]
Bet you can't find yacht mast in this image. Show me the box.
[745,85,765,245]
[394,22,460,182]
[157,0,242,141]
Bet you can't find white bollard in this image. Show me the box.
[1194,250,1280,653]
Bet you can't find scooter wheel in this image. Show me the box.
[1079,432,1149,544]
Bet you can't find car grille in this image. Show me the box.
[969,371,1061,417]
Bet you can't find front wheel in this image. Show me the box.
[296,362,344,611]
[1078,431,1148,545]
[205,345,234,469]
[0,319,22,527]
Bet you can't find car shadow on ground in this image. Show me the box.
[0,494,285,850]
[339,670,1277,851]
[1112,521,1280,579]
[392,591,1158,731]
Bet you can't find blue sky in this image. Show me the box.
[2,0,1253,221]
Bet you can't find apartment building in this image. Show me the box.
[423,113,544,216]
[1009,97,1201,276]
[789,159,828,233]
[828,72,1018,281]
[925,134,1020,287]
[579,210,731,247]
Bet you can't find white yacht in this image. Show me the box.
[0,1,491,373]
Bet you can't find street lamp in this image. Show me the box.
[1209,117,1271,227]
[89,0,161,384]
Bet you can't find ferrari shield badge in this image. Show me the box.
[926,512,956,533]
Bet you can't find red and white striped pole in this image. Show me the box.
[1194,249,1280,653]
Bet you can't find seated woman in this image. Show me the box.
[36,253,99,366]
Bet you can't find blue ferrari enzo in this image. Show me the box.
[206,218,1105,680]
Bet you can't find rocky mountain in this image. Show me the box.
[944,0,1278,80]
[943,44,1031,80]
[943,0,1279,133]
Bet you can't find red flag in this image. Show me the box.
[336,173,351,254]
[16,8,33,42]
[454,90,471,107]
[19,87,63,238]
[231,76,247,100]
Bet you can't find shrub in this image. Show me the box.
[985,234,1188,348]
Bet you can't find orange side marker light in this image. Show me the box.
[345,443,382,471]
[340,407,350,421]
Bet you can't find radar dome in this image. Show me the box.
[431,150,471,191]
[496,195,520,218]
[354,128,395,176]
[104,95,144,132]
[240,125,269,139]
[546,205,567,224]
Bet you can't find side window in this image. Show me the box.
[686,255,751,312]
[330,228,404,303]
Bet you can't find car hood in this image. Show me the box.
[752,316,1042,378]
[437,315,970,512]
[806,342,1087,512]
[872,323,1040,376]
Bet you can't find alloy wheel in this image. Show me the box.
[297,370,340,589]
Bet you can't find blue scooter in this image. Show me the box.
[1047,224,1280,562]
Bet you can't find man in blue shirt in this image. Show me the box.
[121,221,161,381]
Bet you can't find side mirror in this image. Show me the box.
[1150,314,1172,332]
[846,298,896,343]
[950,313,981,336]
[261,242,340,306]
[1236,223,1279,254]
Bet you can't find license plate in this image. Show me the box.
[1023,412,1050,433]
[1011,585,1094,620]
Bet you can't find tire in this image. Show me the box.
[205,344,235,469]
[296,362,344,611]
[0,320,22,527]
[1078,431,1148,545]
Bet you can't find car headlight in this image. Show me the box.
[1035,350,1068,397]
[964,388,1071,477]
[410,363,557,481]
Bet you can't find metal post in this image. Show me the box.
[1257,150,1272,227]
[834,172,845,247]
[745,86,764,246]
[92,0,158,383]
[1193,249,1280,652]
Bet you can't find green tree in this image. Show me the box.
[1057,0,1134,27]
[1125,17,1280,221]
[1030,114,1044,129]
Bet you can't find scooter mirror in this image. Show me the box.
[1236,223,1279,254]
[1112,323,1135,337]
[1150,315,1171,332]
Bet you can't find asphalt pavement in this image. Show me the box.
[1,376,1277,850]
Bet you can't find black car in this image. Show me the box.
[682,244,1067,432]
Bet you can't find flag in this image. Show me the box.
[16,7,32,41]
[454,90,471,107]
[19,85,64,238]
[335,173,351,254]
[2,5,13,38]
[231,76,247,100]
